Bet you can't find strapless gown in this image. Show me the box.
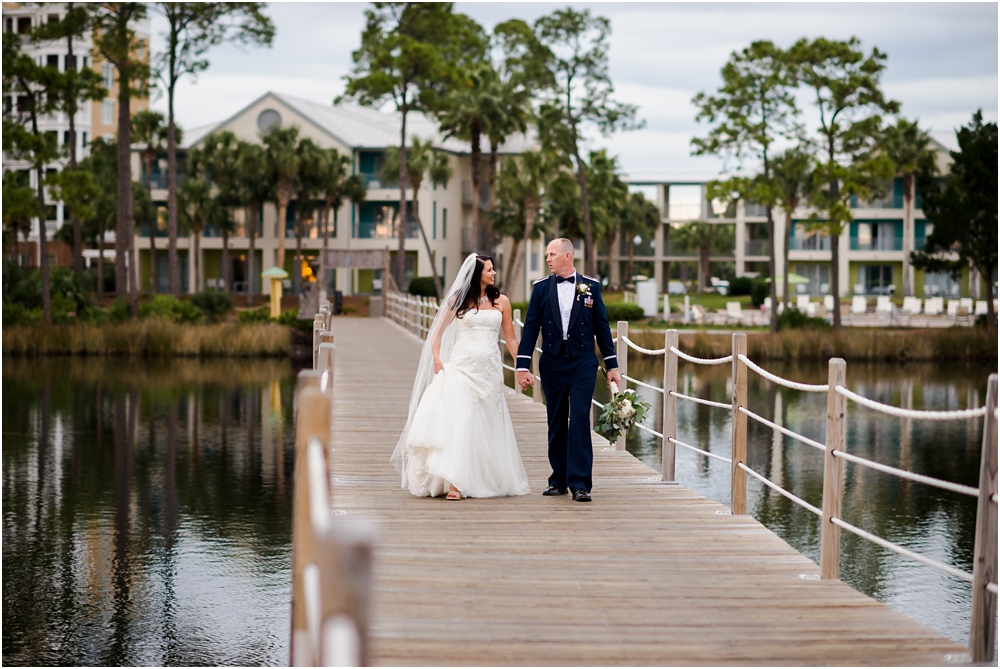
[397,309,531,498]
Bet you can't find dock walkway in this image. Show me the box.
[327,317,962,665]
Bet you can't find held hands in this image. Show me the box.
[516,370,534,391]
[606,368,622,389]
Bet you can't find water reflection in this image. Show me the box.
[605,356,988,648]
[2,357,299,666]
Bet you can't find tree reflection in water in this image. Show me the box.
[2,357,301,666]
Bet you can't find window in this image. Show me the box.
[18,18,32,34]
[923,271,960,298]
[432,202,437,239]
[46,54,59,70]
[45,205,58,221]
[101,99,114,125]
[16,96,29,113]
[666,184,702,221]
[82,57,88,69]
[81,132,88,147]
[48,14,60,24]
[3,96,11,115]
[442,208,447,239]
[794,263,830,295]
[102,63,114,89]
[5,18,12,33]
[857,265,893,295]
[64,131,70,146]
[66,55,76,71]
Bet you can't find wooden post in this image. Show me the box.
[317,343,336,395]
[290,384,332,667]
[316,519,376,667]
[320,332,334,346]
[312,317,325,369]
[662,329,679,483]
[615,321,628,451]
[969,373,998,662]
[821,358,847,580]
[730,333,747,514]
[513,309,523,396]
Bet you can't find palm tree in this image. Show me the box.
[235,142,270,305]
[198,131,244,293]
[671,221,735,293]
[317,148,366,293]
[131,110,168,293]
[260,125,300,271]
[178,176,212,292]
[771,148,814,309]
[292,138,325,294]
[437,63,502,253]
[882,118,937,296]
[620,192,661,282]
[2,173,39,266]
[381,138,451,296]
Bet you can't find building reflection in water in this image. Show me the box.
[2,357,300,666]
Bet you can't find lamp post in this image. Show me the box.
[262,266,289,318]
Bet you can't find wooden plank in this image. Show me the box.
[324,318,963,666]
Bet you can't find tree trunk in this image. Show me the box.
[193,228,202,292]
[319,200,330,299]
[66,24,83,278]
[115,71,137,316]
[469,119,482,252]
[97,220,105,301]
[699,243,709,293]
[766,205,778,333]
[488,141,499,213]
[167,115,179,295]
[783,206,793,316]
[627,238,635,283]
[830,230,841,329]
[901,173,913,296]
[396,107,408,290]
[222,228,230,294]
[505,198,537,302]
[276,196,287,271]
[36,165,53,324]
[573,150,595,278]
[412,197,443,298]
[145,153,157,294]
[981,263,996,334]
[294,215,302,295]
[247,203,258,306]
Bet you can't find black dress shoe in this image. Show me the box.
[542,485,568,496]
[572,489,592,502]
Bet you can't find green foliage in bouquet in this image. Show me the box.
[594,387,652,444]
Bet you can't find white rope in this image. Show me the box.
[623,375,665,395]
[501,363,516,373]
[622,335,666,356]
[738,406,826,452]
[738,462,822,516]
[635,422,663,439]
[833,449,980,498]
[670,346,733,366]
[835,386,988,420]
[987,582,998,595]
[668,437,732,464]
[830,517,974,584]
[738,354,829,392]
[670,390,731,410]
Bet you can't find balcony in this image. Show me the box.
[662,242,697,257]
[790,235,831,251]
[359,172,396,190]
[461,180,490,210]
[744,202,768,218]
[744,240,770,256]
[850,236,902,251]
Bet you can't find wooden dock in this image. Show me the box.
[326,317,964,666]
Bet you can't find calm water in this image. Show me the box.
[3,355,994,664]
[592,354,992,649]
[2,357,301,666]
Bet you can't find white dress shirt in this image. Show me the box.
[556,272,577,339]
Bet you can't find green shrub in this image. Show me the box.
[604,302,646,322]
[191,289,233,322]
[2,302,42,325]
[276,308,313,330]
[238,306,273,324]
[407,276,438,298]
[729,276,753,296]
[750,279,769,308]
[509,301,529,316]
[107,298,132,323]
[778,308,832,331]
[139,294,204,324]
[3,263,92,313]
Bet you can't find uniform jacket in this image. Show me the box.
[515,273,618,371]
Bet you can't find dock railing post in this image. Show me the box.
[531,344,542,404]
[730,333,747,514]
[513,309,523,396]
[662,329,679,483]
[821,358,847,580]
[312,317,325,369]
[969,373,998,662]
[615,321,628,451]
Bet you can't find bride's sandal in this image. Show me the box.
[446,487,462,500]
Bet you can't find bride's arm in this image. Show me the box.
[431,295,458,372]
[498,296,519,360]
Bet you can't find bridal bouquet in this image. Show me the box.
[594,381,652,444]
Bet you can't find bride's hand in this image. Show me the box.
[433,358,444,374]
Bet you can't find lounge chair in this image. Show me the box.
[851,296,868,314]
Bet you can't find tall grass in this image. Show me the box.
[2,321,291,357]
[629,328,997,362]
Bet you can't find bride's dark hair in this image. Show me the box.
[455,255,500,319]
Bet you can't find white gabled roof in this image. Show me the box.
[183,91,534,155]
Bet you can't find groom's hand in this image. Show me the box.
[606,368,622,389]
[516,370,534,390]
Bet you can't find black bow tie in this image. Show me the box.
[555,274,576,284]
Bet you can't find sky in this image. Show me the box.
[148,2,998,179]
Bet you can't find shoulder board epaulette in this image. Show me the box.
[532,276,551,284]
[580,274,599,283]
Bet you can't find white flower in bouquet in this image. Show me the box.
[617,398,635,420]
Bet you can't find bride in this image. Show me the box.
[391,253,531,500]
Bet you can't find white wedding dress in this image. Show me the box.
[393,308,531,498]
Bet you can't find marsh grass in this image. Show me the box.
[2,320,291,357]
[629,327,997,362]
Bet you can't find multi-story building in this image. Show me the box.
[2,2,149,267]
[618,143,990,300]
[136,91,532,297]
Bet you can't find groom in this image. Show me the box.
[516,238,621,503]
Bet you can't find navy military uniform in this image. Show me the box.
[516,272,618,494]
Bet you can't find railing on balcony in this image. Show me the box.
[359,172,396,190]
[461,180,490,210]
[789,235,832,251]
[850,236,903,252]
[663,242,697,257]
[744,240,770,257]
[744,202,768,218]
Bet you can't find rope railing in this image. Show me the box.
[623,375,665,395]
[833,449,981,498]
[835,385,989,420]
[621,335,665,356]
[669,346,732,366]
[738,406,826,453]
[737,462,822,517]
[670,390,730,410]
[668,437,732,464]
[738,354,829,392]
